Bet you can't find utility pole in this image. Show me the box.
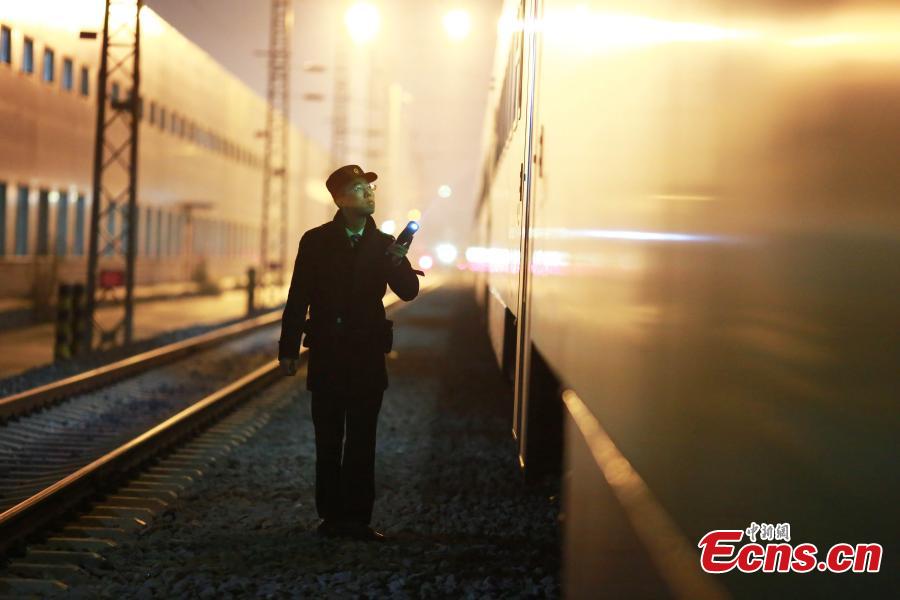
[261,0,292,286]
[81,0,142,353]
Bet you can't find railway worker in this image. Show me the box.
[277,164,420,542]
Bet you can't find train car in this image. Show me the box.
[473,0,899,597]
[0,1,334,305]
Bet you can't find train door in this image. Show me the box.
[512,0,544,474]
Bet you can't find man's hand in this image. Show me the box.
[386,241,409,265]
[279,358,299,376]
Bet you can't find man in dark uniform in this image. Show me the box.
[278,164,420,542]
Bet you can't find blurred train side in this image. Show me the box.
[474,1,899,598]
[0,2,334,299]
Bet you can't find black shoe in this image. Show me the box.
[345,525,386,542]
[316,519,342,538]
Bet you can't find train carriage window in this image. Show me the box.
[156,209,164,257]
[143,206,152,257]
[0,182,6,256]
[492,1,525,165]
[15,186,28,255]
[125,204,136,255]
[22,37,33,74]
[104,201,116,257]
[36,189,49,256]
[80,66,89,96]
[154,208,163,258]
[166,212,174,256]
[73,194,85,256]
[174,214,183,255]
[62,58,73,91]
[42,47,54,82]
[56,191,68,255]
[1,26,11,65]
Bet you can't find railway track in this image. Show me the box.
[0,312,285,516]
[0,284,434,595]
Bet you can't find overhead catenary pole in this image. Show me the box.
[261,0,292,287]
[331,33,348,165]
[82,0,142,354]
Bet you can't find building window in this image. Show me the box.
[61,57,73,91]
[0,182,6,256]
[159,107,166,130]
[56,191,68,255]
[36,189,49,255]
[80,66,89,96]
[73,194,85,256]
[1,25,11,65]
[15,185,28,255]
[110,81,120,102]
[22,37,33,74]
[149,101,156,125]
[42,47,54,82]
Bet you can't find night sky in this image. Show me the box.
[146,0,502,246]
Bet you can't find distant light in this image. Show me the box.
[435,243,458,264]
[407,208,421,221]
[345,3,380,44]
[418,255,434,270]
[437,185,452,198]
[443,9,471,41]
[381,220,396,235]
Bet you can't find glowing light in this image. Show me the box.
[418,255,434,270]
[345,3,380,44]
[543,9,757,54]
[306,180,333,205]
[530,227,738,244]
[437,185,452,199]
[443,9,471,41]
[139,6,166,36]
[406,209,421,221]
[435,243,458,264]
[380,220,396,235]
[786,33,865,48]
[464,246,517,272]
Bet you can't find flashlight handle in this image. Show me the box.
[395,221,419,247]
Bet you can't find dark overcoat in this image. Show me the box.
[278,210,420,393]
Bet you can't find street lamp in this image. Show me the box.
[345,2,380,44]
[443,9,471,41]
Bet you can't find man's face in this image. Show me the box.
[336,178,376,216]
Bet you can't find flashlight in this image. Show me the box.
[395,221,419,248]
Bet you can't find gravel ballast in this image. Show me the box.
[60,284,561,599]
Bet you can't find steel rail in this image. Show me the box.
[0,283,435,558]
[0,309,284,424]
[0,357,286,557]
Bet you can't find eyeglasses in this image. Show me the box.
[350,183,376,193]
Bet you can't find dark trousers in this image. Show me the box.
[310,390,384,526]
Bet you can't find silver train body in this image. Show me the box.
[474,1,898,597]
[0,2,335,301]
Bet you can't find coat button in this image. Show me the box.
[336,317,342,324]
